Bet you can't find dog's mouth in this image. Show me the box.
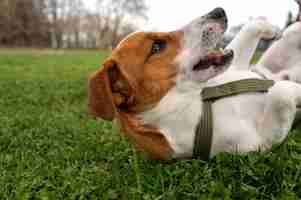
[180,7,234,82]
[193,49,234,71]
[191,7,233,73]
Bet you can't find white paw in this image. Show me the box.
[248,18,282,40]
[258,20,281,40]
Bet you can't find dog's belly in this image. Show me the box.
[139,71,271,159]
[160,91,267,159]
[211,93,266,156]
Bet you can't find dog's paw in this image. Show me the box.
[247,18,282,40]
[259,19,281,40]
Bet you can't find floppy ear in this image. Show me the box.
[88,59,135,121]
[88,60,116,120]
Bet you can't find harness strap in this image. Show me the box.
[193,78,275,160]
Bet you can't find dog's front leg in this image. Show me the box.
[226,19,280,71]
[258,81,301,148]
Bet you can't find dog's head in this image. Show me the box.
[177,7,233,82]
[89,7,233,120]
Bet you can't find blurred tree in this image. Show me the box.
[0,0,148,49]
[285,11,294,28]
[284,0,301,29]
[46,0,66,48]
[64,0,86,48]
[93,0,148,48]
[0,0,50,47]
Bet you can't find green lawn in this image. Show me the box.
[0,49,301,200]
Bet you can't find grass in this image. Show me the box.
[0,49,301,200]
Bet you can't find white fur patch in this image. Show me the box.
[138,81,203,158]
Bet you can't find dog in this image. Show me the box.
[89,8,301,161]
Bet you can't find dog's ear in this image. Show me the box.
[88,59,135,120]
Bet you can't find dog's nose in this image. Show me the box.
[208,7,226,20]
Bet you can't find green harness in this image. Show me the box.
[193,78,275,160]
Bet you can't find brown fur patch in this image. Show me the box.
[88,31,183,160]
[118,112,173,160]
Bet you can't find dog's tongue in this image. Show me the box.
[206,51,227,64]
[193,49,233,71]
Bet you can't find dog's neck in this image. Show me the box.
[136,77,204,158]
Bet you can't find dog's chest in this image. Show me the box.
[137,72,267,159]
[137,83,202,158]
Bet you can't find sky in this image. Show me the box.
[85,0,299,31]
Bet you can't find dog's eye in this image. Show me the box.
[151,40,167,55]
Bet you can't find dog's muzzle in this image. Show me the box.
[207,7,227,23]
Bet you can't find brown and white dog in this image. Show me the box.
[89,8,301,161]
